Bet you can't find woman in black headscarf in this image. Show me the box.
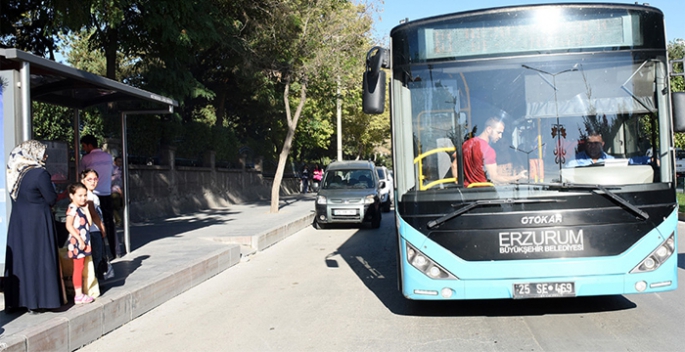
[4,140,64,313]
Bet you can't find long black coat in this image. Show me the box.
[4,168,63,310]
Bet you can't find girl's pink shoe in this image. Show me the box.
[74,294,94,305]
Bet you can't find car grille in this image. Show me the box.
[327,198,365,221]
[331,213,362,221]
[329,198,363,204]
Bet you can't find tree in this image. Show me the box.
[341,80,389,160]
[250,0,374,213]
[0,0,92,58]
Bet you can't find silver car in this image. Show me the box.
[376,166,394,212]
[314,160,383,229]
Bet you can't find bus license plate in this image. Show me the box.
[513,282,575,299]
[334,209,357,215]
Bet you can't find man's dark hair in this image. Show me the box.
[484,116,503,129]
[80,135,99,148]
[584,128,604,140]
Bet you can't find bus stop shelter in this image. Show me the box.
[1,48,178,273]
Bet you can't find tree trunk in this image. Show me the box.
[105,28,118,80]
[270,79,307,213]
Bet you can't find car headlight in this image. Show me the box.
[630,233,676,273]
[364,195,375,204]
[316,195,327,204]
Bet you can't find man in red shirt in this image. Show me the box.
[460,117,527,187]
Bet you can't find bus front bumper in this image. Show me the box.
[400,259,678,300]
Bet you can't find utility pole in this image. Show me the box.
[336,75,342,161]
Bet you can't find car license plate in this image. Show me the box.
[513,282,575,299]
[333,209,357,215]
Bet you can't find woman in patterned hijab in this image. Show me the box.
[4,139,64,313]
[6,140,48,200]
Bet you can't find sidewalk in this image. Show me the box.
[0,194,315,351]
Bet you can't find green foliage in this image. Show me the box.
[127,115,163,157]
[669,39,684,93]
[212,125,240,164]
[9,0,386,171]
[669,39,685,148]
[677,191,685,213]
[32,102,73,143]
[0,0,93,58]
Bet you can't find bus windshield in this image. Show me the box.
[389,5,672,199]
[394,53,670,196]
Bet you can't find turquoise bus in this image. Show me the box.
[363,3,685,299]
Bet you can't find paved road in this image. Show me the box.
[81,216,685,351]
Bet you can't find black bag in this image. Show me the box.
[100,237,115,279]
[98,256,109,277]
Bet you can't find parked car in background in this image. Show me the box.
[314,160,384,229]
[677,148,685,178]
[376,166,394,212]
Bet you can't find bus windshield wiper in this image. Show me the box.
[516,182,649,220]
[427,198,564,229]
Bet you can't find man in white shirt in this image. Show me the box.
[80,135,121,258]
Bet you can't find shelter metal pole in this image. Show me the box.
[20,61,31,141]
[120,108,173,255]
[74,110,80,175]
[121,112,129,255]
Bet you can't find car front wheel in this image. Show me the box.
[314,220,328,230]
[370,209,382,229]
[382,198,391,212]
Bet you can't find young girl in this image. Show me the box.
[81,169,107,280]
[65,182,95,304]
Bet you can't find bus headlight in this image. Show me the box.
[405,243,457,280]
[631,233,676,273]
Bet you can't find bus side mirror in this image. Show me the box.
[673,92,685,132]
[362,47,389,114]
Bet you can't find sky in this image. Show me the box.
[373,0,685,43]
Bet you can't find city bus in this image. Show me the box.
[363,3,685,300]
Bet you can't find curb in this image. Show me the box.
[1,245,240,352]
[0,211,314,351]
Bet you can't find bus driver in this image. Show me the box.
[458,117,527,187]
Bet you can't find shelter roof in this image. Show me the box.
[0,48,177,110]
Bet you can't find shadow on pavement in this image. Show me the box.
[99,255,150,293]
[128,209,240,251]
[333,216,638,317]
[127,195,312,252]
[245,194,312,208]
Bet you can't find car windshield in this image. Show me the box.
[377,168,386,179]
[322,169,375,189]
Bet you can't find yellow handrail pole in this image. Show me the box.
[413,147,457,191]
[537,118,543,182]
